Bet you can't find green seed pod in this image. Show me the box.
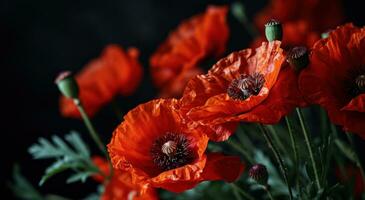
[265,19,283,42]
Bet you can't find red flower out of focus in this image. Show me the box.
[299,24,365,138]
[335,165,364,198]
[59,45,143,118]
[251,0,343,49]
[92,156,158,200]
[251,20,321,48]
[150,5,229,98]
[180,41,305,141]
[254,0,344,33]
[107,98,244,193]
[159,68,203,98]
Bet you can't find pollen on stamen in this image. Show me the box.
[346,67,365,97]
[150,132,195,171]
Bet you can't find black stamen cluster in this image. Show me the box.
[150,132,195,171]
[227,73,265,100]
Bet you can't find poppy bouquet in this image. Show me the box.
[10,1,365,200]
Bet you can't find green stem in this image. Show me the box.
[227,139,254,165]
[74,99,106,154]
[230,183,255,200]
[285,116,300,193]
[345,133,365,192]
[258,124,293,200]
[264,185,275,200]
[232,186,243,200]
[296,108,321,190]
[285,117,299,167]
[267,125,290,157]
[74,99,113,180]
[331,124,347,179]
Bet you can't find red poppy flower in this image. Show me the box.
[299,23,365,138]
[181,41,304,139]
[150,5,229,97]
[180,41,307,141]
[107,99,244,193]
[59,45,143,118]
[254,0,344,33]
[92,156,158,200]
[251,20,321,49]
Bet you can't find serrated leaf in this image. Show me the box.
[29,131,99,186]
[66,131,90,158]
[39,160,83,186]
[29,138,64,159]
[66,171,93,184]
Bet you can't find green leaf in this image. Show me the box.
[8,165,44,200]
[39,160,83,186]
[29,138,64,159]
[66,131,90,158]
[334,139,357,163]
[66,171,93,184]
[29,131,100,186]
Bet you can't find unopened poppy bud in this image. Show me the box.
[287,46,309,72]
[55,71,79,99]
[249,164,268,186]
[265,19,283,42]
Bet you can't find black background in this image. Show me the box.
[1,0,364,199]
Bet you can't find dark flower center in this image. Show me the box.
[355,74,365,93]
[150,132,195,171]
[286,46,309,71]
[347,68,365,97]
[227,73,265,100]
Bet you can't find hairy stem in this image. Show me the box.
[259,124,293,200]
[74,99,113,180]
[285,116,300,193]
[296,108,321,190]
[264,185,275,200]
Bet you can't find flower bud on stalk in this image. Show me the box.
[265,19,283,42]
[54,71,110,168]
[249,164,269,186]
[55,71,79,99]
[287,46,309,72]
